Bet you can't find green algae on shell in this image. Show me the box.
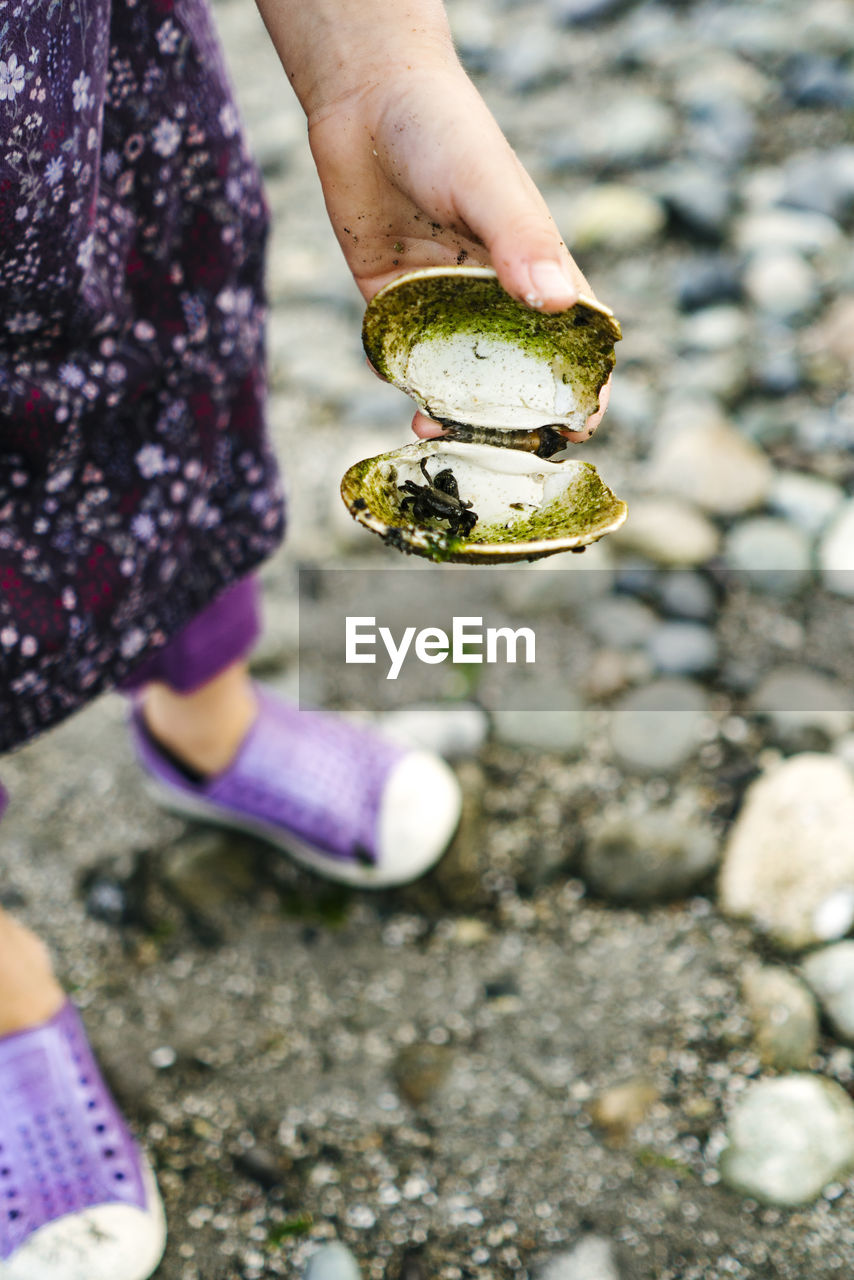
[341,438,628,564]
[362,266,621,433]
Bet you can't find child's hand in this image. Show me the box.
[306,60,608,441]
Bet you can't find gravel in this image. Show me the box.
[5,0,854,1274]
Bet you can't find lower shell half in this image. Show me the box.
[340,439,628,564]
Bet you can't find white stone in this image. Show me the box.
[735,208,844,257]
[744,252,819,319]
[719,1075,854,1205]
[612,497,720,566]
[570,185,666,252]
[539,1235,621,1280]
[647,423,772,516]
[820,500,854,597]
[769,471,845,536]
[610,679,708,774]
[802,943,854,1044]
[719,754,854,949]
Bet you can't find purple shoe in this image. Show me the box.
[0,1002,166,1280]
[130,687,462,889]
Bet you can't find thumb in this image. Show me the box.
[451,134,592,312]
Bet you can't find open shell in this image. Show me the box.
[362,266,621,432]
[341,438,628,564]
[345,266,626,562]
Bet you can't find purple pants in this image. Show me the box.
[0,575,260,823]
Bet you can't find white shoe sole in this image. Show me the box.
[0,1158,166,1280]
[143,749,462,889]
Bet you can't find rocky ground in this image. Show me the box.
[3,0,854,1275]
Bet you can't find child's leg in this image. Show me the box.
[0,908,65,1034]
[123,576,462,888]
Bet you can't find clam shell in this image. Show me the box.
[362,266,621,433]
[341,438,628,564]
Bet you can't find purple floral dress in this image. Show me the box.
[0,0,285,753]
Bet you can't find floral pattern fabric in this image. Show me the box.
[0,0,285,752]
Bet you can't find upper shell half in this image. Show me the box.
[361,266,621,432]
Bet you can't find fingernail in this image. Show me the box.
[528,261,577,308]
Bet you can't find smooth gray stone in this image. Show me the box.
[655,571,717,622]
[769,471,845,536]
[304,1243,362,1280]
[582,596,658,649]
[724,517,812,597]
[675,254,742,312]
[784,55,854,109]
[648,621,718,676]
[751,667,853,742]
[656,163,734,241]
[779,147,854,222]
[802,943,854,1045]
[719,1076,854,1206]
[583,805,719,904]
[744,251,820,319]
[610,679,708,774]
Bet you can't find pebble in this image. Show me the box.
[582,804,719,903]
[581,596,658,648]
[686,97,755,167]
[647,423,772,516]
[679,305,748,352]
[750,319,803,396]
[654,570,717,622]
[719,1075,854,1206]
[768,471,845,536]
[750,666,853,743]
[735,208,844,258]
[819,500,854,597]
[579,95,676,168]
[723,517,812,596]
[492,708,588,754]
[610,497,719,567]
[741,965,820,1070]
[609,679,708,774]
[590,1078,659,1143]
[548,0,631,25]
[674,255,742,311]
[743,251,820,319]
[647,621,718,676]
[835,734,854,772]
[303,1243,362,1280]
[378,704,489,759]
[498,543,615,613]
[778,147,854,222]
[802,943,854,1045]
[719,753,854,949]
[784,53,854,108]
[569,184,666,251]
[393,1043,455,1107]
[538,1236,622,1280]
[656,163,734,242]
[495,28,563,91]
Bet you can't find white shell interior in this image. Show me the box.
[392,441,585,530]
[404,334,581,430]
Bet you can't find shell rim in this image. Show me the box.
[367,264,618,326]
[340,439,629,563]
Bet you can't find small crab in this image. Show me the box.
[398,457,479,538]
